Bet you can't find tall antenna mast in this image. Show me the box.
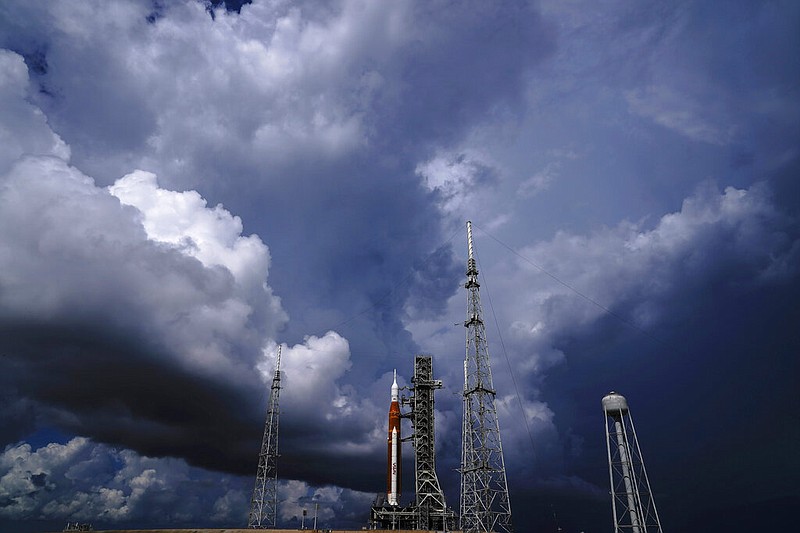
[460,221,514,533]
[602,391,663,533]
[248,345,282,528]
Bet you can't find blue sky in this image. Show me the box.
[0,1,798,531]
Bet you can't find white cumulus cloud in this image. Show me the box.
[0,437,248,523]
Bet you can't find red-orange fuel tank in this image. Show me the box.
[386,371,401,505]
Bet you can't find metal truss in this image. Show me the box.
[248,346,282,528]
[411,355,455,531]
[460,221,514,533]
[604,393,663,533]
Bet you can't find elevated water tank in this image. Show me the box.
[602,391,629,416]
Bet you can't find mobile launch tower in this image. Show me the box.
[369,355,455,530]
[603,391,663,533]
[410,355,456,530]
[460,221,514,533]
[248,346,282,528]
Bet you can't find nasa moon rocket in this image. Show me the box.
[387,370,401,506]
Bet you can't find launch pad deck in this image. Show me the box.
[49,529,462,533]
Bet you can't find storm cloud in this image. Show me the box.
[1,1,798,531]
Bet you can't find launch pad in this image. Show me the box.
[247,222,513,532]
[51,529,457,533]
[368,355,455,531]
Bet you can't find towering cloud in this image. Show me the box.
[0,43,286,470]
[1,1,798,531]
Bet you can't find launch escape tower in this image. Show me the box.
[248,346,282,528]
[460,221,514,533]
[603,392,663,533]
[369,356,455,530]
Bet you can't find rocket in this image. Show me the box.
[386,369,401,506]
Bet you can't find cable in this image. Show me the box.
[472,223,667,348]
[474,247,538,459]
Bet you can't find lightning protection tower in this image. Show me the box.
[248,345,282,528]
[460,220,514,533]
[603,391,663,533]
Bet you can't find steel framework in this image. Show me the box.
[603,391,663,533]
[370,356,455,531]
[411,355,455,531]
[460,221,514,533]
[248,345,282,528]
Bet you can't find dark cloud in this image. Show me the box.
[0,0,798,531]
[499,183,799,529]
[0,151,391,486]
[0,321,263,474]
[0,3,558,422]
[0,0,554,317]
[0,157,281,476]
[403,178,800,530]
[383,1,555,148]
[538,270,800,531]
[0,53,293,478]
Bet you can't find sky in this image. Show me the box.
[0,0,798,531]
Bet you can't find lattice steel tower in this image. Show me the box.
[603,391,663,533]
[248,345,282,528]
[460,221,514,533]
[410,355,455,530]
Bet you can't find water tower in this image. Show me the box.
[602,391,663,533]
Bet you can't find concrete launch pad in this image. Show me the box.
[47,529,460,533]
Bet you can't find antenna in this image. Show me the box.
[460,221,514,533]
[248,345,282,528]
[603,391,663,533]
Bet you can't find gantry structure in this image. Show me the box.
[603,391,663,533]
[411,355,456,530]
[369,355,455,531]
[248,345,282,528]
[460,220,514,533]
[370,355,455,530]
